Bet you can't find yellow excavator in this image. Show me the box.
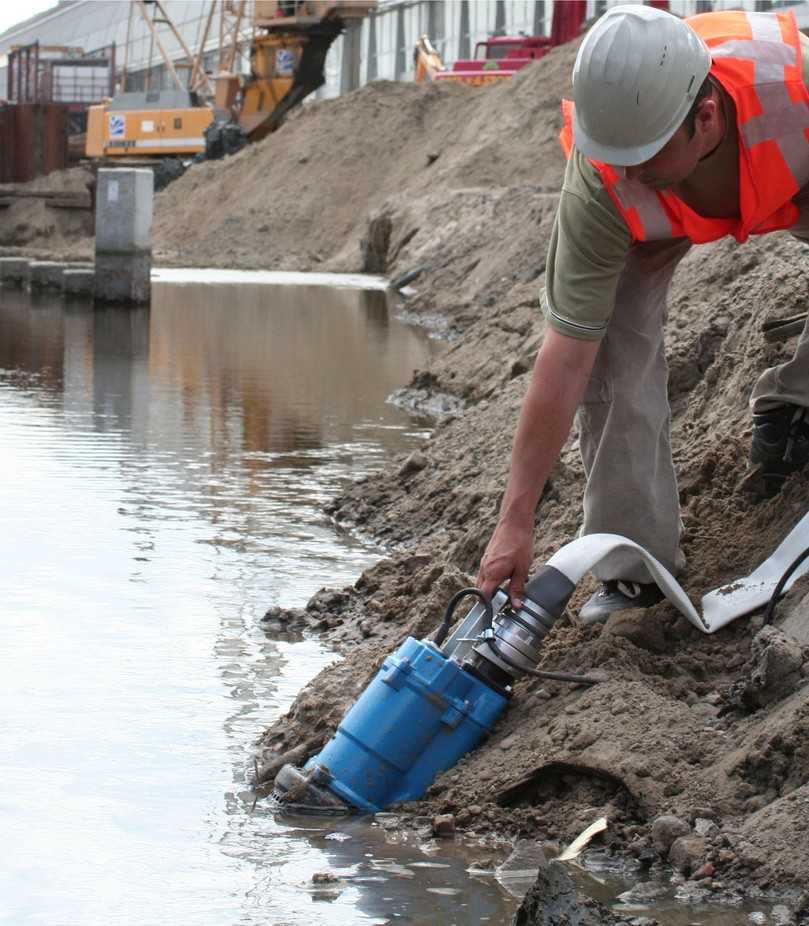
[86,0,374,178]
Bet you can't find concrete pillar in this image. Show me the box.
[0,257,31,286]
[94,168,153,304]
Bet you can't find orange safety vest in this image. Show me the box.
[559,10,809,244]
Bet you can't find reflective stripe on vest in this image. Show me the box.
[611,172,674,240]
[558,11,809,244]
[711,13,809,189]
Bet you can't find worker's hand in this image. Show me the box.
[476,517,534,609]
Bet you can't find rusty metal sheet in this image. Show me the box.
[0,104,68,183]
[0,108,13,183]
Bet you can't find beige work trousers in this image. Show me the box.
[577,192,809,584]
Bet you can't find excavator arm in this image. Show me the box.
[236,1,375,141]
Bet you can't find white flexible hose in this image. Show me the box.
[546,533,709,632]
[546,511,809,634]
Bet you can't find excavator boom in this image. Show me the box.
[237,1,375,141]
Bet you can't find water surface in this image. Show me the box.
[2,278,512,926]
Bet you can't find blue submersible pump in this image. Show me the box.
[273,565,576,813]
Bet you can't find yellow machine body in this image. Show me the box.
[237,33,299,138]
[238,0,376,141]
[86,101,213,158]
[85,0,376,159]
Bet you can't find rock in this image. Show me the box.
[617,881,669,903]
[610,698,628,715]
[651,815,690,853]
[741,626,804,709]
[692,862,716,880]
[694,818,719,837]
[398,450,428,478]
[748,914,767,926]
[668,835,706,875]
[432,813,456,838]
[311,870,340,884]
[261,606,286,623]
[771,904,797,926]
[636,848,658,870]
[513,857,623,925]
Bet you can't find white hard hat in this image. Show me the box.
[572,4,711,166]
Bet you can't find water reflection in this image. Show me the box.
[0,279,459,926]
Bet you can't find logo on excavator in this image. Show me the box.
[276,48,295,76]
[109,114,125,138]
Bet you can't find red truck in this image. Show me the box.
[414,1,670,87]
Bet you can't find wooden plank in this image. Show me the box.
[46,197,92,209]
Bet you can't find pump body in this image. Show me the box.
[274,566,575,813]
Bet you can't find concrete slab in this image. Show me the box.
[63,268,96,296]
[29,261,68,290]
[0,257,31,286]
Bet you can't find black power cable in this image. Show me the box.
[484,637,600,686]
[763,544,809,625]
[432,587,493,647]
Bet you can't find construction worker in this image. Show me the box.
[477,5,809,623]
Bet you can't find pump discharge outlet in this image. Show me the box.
[273,565,575,813]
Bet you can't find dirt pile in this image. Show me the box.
[24,37,804,914]
[152,43,573,309]
[0,166,95,260]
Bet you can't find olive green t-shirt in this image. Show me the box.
[541,32,809,341]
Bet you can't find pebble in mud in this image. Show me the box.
[771,905,798,926]
[694,817,719,837]
[691,862,716,880]
[651,815,690,853]
[431,814,455,838]
[311,871,340,884]
[668,835,706,875]
[616,881,669,904]
[398,450,428,478]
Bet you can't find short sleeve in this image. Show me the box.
[541,150,631,340]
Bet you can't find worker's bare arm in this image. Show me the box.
[476,328,600,605]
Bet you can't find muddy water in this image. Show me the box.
[0,273,759,926]
[0,274,527,926]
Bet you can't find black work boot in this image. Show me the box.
[750,404,809,496]
[579,580,664,625]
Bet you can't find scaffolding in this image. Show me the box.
[7,41,116,133]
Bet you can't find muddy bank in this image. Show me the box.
[234,46,809,916]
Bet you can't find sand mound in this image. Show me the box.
[152,41,576,282]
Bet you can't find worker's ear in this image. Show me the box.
[695,96,719,134]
